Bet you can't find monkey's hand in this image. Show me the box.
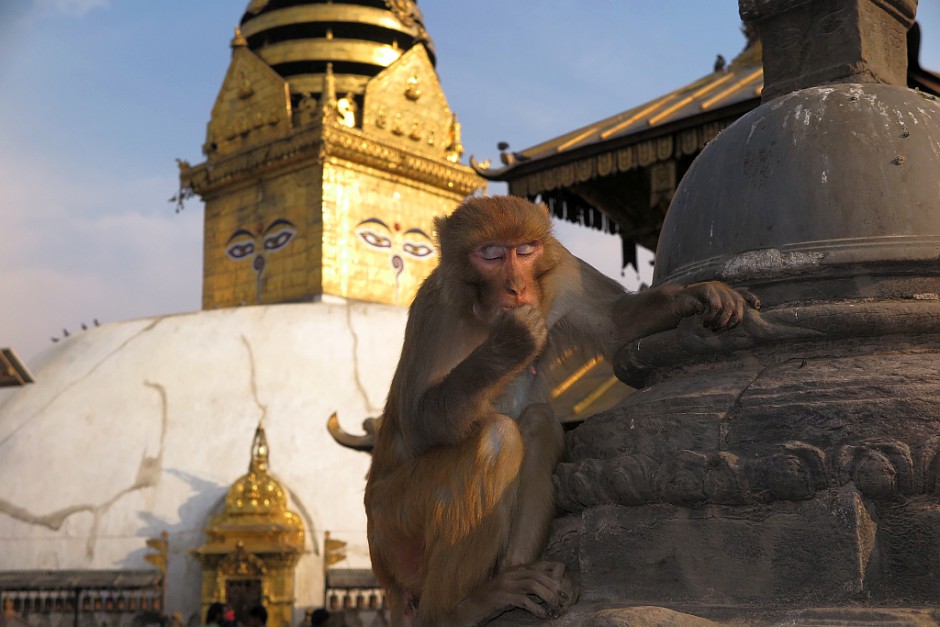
[672,282,761,332]
[487,305,548,367]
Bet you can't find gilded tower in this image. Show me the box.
[180,0,485,309]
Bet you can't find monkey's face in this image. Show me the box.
[468,239,545,321]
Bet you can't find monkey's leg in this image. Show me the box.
[420,410,574,626]
[415,413,524,625]
[502,402,565,567]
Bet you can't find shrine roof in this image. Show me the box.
[478,42,762,180]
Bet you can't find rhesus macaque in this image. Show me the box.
[365,196,760,626]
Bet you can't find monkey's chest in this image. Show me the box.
[494,366,542,419]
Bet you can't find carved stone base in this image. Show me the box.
[490,602,940,626]
[528,301,940,622]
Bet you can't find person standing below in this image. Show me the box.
[201,603,226,627]
[244,606,267,627]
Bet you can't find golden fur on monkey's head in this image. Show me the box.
[435,195,558,263]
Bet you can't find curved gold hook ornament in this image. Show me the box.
[327,412,379,452]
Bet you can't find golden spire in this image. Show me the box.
[224,423,287,514]
[319,63,338,124]
[230,26,248,49]
[250,422,269,473]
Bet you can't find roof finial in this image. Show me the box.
[319,63,339,124]
[231,26,248,49]
[740,0,918,101]
[250,422,269,472]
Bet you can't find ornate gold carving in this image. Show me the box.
[404,72,421,101]
[245,0,269,16]
[205,48,291,158]
[384,0,418,26]
[231,27,248,49]
[182,124,483,199]
[237,71,254,100]
[507,119,736,201]
[336,93,357,128]
[445,114,463,163]
[362,45,454,159]
[219,543,267,578]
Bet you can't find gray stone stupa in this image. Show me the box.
[502,0,940,623]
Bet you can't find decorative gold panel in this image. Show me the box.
[289,74,370,99]
[362,45,457,160]
[206,47,292,158]
[201,166,324,310]
[321,159,462,306]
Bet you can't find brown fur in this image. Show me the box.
[365,196,759,626]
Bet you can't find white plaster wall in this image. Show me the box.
[0,300,408,622]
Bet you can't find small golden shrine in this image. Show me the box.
[179,0,485,310]
[192,425,304,627]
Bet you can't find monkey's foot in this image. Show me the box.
[451,561,578,626]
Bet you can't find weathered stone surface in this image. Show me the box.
[578,607,717,626]
[491,602,940,625]
[654,84,940,289]
[740,0,917,100]
[577,487,875,606]
[526,2,940,623]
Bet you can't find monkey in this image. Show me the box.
[364,195,760,626]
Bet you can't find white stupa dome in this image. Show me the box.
[0,300,407,620]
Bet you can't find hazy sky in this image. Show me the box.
[2,1,939,364]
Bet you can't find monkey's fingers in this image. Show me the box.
[673,293,706,319]
[692,284,731,329]
[526,561,575,616]
[736,287,762,311]
[495,562,573,617]
[714,289,744,330]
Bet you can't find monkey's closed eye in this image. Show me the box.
[516,242,539,256]
[479,245,506,260]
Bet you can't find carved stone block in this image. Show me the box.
[578,487,875,605]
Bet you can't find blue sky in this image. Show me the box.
[2,1,939,363]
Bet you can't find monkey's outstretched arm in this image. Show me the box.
[551,259,760,360]
[613,281,761,347]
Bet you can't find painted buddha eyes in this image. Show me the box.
[225,219,297,260]
[227,241,255,259]
[355,218,435,259]
[263,228,295,251]
[403,242,433,258]
[356,229,393,249]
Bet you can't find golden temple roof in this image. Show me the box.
[198,424,304,553]
[480,24,938,182]
[238,0,434,102]
[224,425,288,515]
[478,41,763,179]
